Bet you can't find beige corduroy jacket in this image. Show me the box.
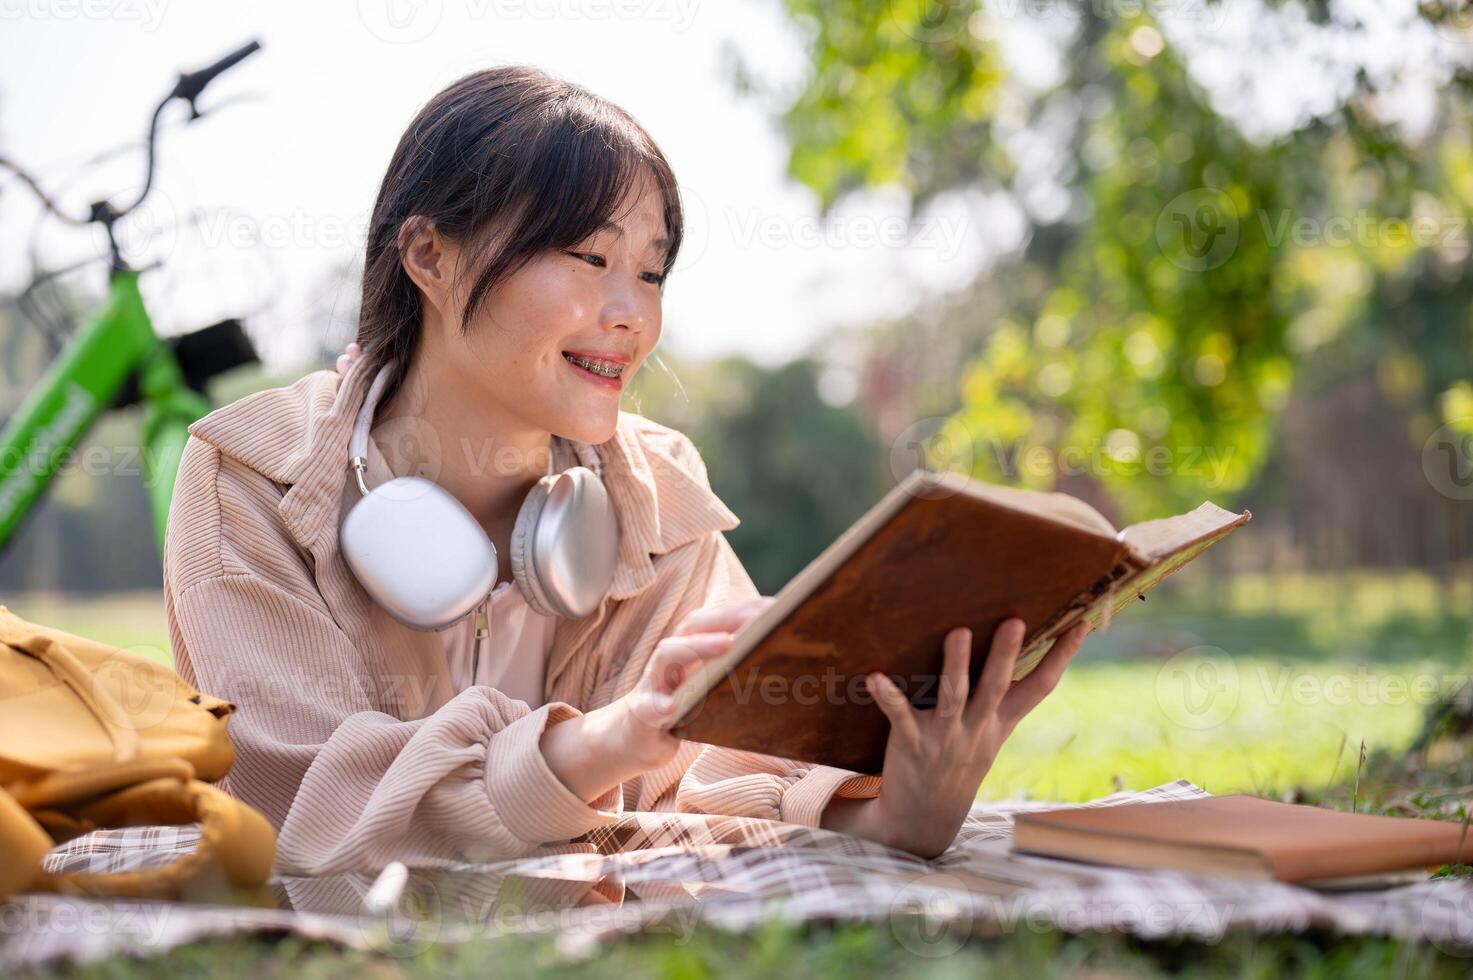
[162,356,881,875]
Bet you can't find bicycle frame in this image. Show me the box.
[0,269,210,556]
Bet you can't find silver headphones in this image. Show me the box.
[339,363,621,630]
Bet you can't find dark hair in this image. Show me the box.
[356,65,684,405]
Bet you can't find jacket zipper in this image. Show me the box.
[474,599,489,640]
[473,598,489,681]
[474,595,491,680]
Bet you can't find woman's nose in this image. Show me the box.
[602,278,656,334]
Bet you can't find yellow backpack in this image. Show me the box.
[0,605,276,900]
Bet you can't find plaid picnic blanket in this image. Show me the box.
[6,780,1473,969]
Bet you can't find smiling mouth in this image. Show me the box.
[562,352,626,379]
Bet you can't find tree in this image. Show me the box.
[743,0,1473,523]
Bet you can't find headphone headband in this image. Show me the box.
[350,363,599,491]
[339,360,621,627]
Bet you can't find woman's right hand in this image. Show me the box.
[541,596,774,804]
[609,596,776,771]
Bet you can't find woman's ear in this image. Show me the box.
[398,216,459,320]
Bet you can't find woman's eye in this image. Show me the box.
[566,250,663,285]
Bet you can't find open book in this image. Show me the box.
[669,467,1250,774]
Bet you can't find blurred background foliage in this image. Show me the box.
[740,0,1473,564]
[3,0,1472,599]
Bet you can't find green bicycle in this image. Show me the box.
[0,40,264,558]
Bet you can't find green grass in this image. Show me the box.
[20,920,1473,980]
[986,656,1438,802]
[9,571,1473,977]
[984,568,1471,802]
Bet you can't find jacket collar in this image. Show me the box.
[186,354,740,602]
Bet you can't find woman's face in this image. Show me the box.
[428,173,669,447]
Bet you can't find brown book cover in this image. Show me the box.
[669,468,1250,773]
[1012,795,1473,883]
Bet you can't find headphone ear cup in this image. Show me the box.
[510,477,558,617]
[341,477,499,630]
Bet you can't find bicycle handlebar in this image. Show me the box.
[171,40,262,104]
[0,39,263,231]
[110,39,263,223]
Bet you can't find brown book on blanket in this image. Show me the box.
[1011,795,1473,884]
[668,467,1250,774]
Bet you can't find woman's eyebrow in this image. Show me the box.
[592,219,671,255]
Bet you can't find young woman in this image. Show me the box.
[162,65,1089,875]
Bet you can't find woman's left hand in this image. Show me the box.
[828,618,1090,858]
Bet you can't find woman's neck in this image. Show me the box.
[373,353,553,534]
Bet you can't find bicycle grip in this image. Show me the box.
[172,40,262,102]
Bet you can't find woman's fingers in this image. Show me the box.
[646,632,734,696]
[635,600,773,726]
[999,621,1089,728]
[868,672,921,747]
[965,618,1026,727]
[671,596,774,637]
[629,632,738,727]
[934,627,972,722]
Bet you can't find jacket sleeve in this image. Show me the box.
[164,441,620,876]
[627,526,882,827]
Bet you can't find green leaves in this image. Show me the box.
[779,0,1003,212]
[760,1,1473,521]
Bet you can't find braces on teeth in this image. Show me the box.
[566,354,623,378]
